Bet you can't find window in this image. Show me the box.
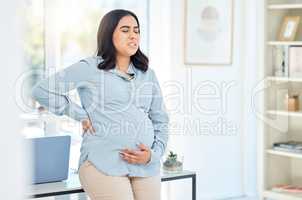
[20,0,45,138]
[24,0,45,109]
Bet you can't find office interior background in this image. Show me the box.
[3,0,302,199]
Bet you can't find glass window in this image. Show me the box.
[59,0,149,68]
[21,0,45,138]
[24,0,45,109]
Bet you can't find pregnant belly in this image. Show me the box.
[91,106,154,149]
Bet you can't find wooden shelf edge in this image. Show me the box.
[267,110,302,117]
[267,149,302,159]
[266,76,302,82]
[267,41,302,46]
[268,4,302,10]
[263,190,302,200]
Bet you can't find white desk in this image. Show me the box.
[28,170,196,200]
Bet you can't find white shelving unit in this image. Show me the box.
[267,149,302,159]
[266,76,302,82]
[268,4,302,10]
[263,190,302,200]
[267,110,302,117]
[260,0,302,199]
[268,41,302,46]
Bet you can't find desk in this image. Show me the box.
[28,170,196,200]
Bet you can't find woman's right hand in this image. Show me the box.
[81,119,95,135]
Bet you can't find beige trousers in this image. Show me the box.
[79,160,161,200]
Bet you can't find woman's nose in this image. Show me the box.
[129,31,137,39]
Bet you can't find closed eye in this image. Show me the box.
[120,26,140,34]
[121,28,130,32]
[134,28,140,34]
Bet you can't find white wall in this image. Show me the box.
[0,1,27,199]
[242,0,261,197]
[149,0,258,199]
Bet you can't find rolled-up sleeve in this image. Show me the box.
[147,70,169,165]
[31,60,90,122]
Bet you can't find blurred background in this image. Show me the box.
[2,0,261,199]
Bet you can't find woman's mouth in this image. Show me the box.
[128,42,137,48]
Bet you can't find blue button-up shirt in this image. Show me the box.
[32,56,169,177]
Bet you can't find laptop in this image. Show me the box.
[29,135,71,184]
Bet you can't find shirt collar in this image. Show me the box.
[109,62,136,81]
[127,63,136,76]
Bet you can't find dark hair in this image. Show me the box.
[96,9,148,72]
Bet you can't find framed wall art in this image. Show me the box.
[278,16,300,41]
[184,0,233,65]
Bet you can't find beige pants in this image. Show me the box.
[79,160,161,200]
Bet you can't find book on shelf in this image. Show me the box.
[273,141,302,153]
[272,146,302,154]
[289,46,302,78]
[273,141,302,149]
[272,46,289,77]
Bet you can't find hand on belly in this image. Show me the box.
[119,143,151,165]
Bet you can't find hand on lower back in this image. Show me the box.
[81,119,95,135]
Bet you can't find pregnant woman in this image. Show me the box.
[32,9,169,200]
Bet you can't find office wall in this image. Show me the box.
[0,1,27,199]
[149,0,258,199]
[241,0,261,197]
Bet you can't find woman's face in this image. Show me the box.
[113,15,140,58]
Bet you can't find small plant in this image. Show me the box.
[163,151,183,172]
[164,151,178,166]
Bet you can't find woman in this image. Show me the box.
[32,9,169,200]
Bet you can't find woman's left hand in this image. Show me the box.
[120,143,151,165]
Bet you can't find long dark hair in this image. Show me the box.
[96,9,148,72]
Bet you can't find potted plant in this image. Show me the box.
[163,151,183,173]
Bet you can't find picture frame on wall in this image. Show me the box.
[278,16,300,41]
[184,0,233,65]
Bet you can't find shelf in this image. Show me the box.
[267,149,302,159]
[268,4,302,10]
[268,41,302,46]
[264,190,302,200]
[267,110,302,117]
[262,3,302,200]
[266,76,302,82]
